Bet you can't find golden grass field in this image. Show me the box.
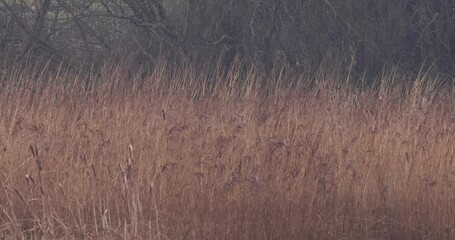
[0,60,454,239]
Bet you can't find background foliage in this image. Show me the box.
[1,0,455,81]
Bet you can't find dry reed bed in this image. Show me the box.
[0,63,454,239]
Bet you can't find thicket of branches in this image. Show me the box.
[1,0,455,81]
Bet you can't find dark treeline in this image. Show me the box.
[1,0,455,83]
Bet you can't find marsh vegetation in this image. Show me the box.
[0,60,453,239]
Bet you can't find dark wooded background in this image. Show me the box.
[1,0,454,82]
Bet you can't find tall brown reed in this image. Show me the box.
[0,59,453,239]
